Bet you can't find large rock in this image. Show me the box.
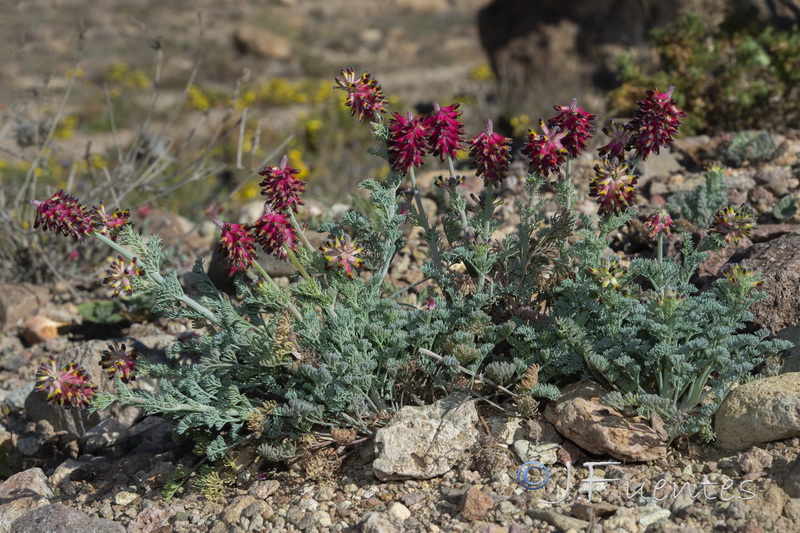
[0,283,49,334]
[24,335,173,434]
[715,373,800,450]
[232,26,291,59]
[543,381,669,462]
[477,0,800,116]
[373,392,479,481]
[9,504,124,533]
[0,468,52,533]
[727,232,800,333]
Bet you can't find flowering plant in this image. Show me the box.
[31,69,789,461]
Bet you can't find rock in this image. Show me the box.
[754,167,795,196]
[9,503,124,533]
[0,468,53,533]
[113,490,138,506]
[526,509,589,531]
[523,419,562,444]
[738,446,774,474]
[360,511,399,533]
[221,495,258,524]
[727,232,800,332]
[373,392,479,480]
[604,502,671,531]
[84,418,129,453]
[570,500,619,521]
[48,459,82,489]
[0,284,49,334]
[486,416,523,445]
[232,26,291,59]
[744,481,789,526]
[386,502,410,522]
[715,373,800,450]
[640,151,682,182]
[512,440,559,465]
[396,0,450,13]
[18,316,67,345]
[0,336,26,371]
[543,381,669,462]
[24,336,172,434]
[749,224,800,243]
[248,479,280,499]
[460,486,495,521]
[784,457,800,497]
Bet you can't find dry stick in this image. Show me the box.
[236,108,248,170]
[125,45,166,166]
[417,348,519,398]
[13,71,78,208]
[103,83,123,163]
[219,134,295,205]
[0,145,31,162]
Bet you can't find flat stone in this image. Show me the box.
[9,503,124,533]
[715,373,800,451]
[544,381,668,462]
[512,440,559,465]
[373,392,479,481]
[0,469,52,533]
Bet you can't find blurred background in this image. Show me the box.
[1,0,798,282]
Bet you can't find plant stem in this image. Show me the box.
[289,211,315,253]
[285,248,312,281]
[386,277,432,300]
[409,167,443,273]
[565,158,573,211]
[477,183,495,292]
[251,261,303,321]
[93,231,218,324]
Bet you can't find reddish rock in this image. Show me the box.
[727,232,800,332]
[460,486,495,521]
[543,381,668,462]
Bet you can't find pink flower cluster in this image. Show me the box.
[31,191,132,243]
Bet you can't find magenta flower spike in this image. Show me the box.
[628,87,687,160]
[333,67,389,122]
[35,355,97,409]
[388,111,429,174]
[259,155,307,213]
[424,102,465,161]
[643,209,675,240]
[521,120,568,177]
[589,159,639,216]
[214,219,258,273]
[468,120,512,187]
[320,235,364,279]
[100,341,138,383]
[548,99,595,158]
[251,208,298,261]
[710,205,756,244]
[30,190,94,242]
